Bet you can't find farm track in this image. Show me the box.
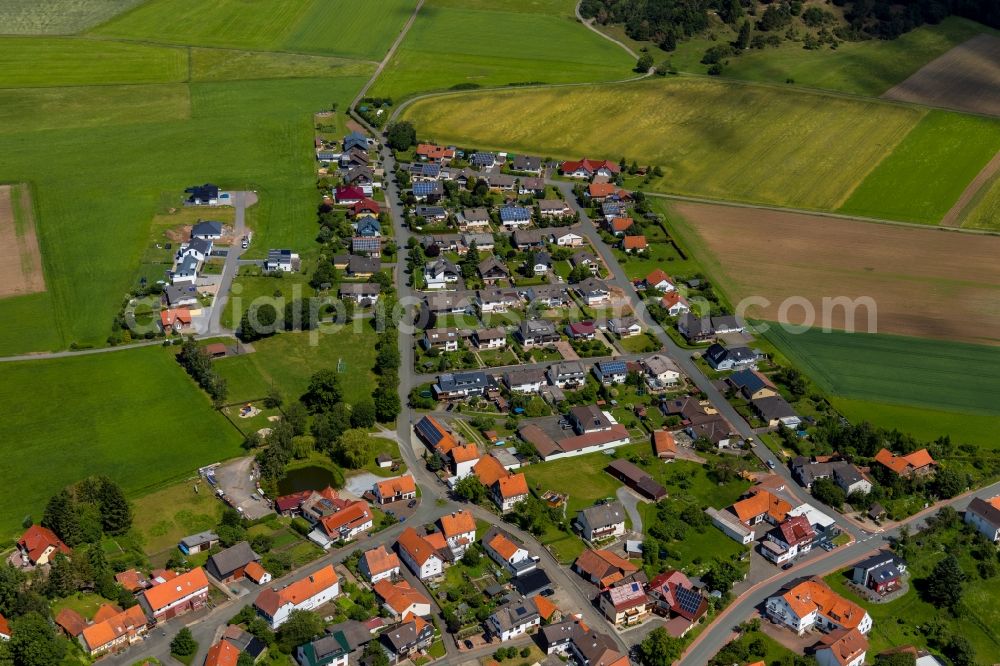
[940,148,1000,227]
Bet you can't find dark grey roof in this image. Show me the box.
[578,502,625,528]
[179,530,218,548]
[751,395,798,421]
[191,220,222,237]
[436,371,491,393]
[490,597,539,632]
[512,568,552,596]
[206,541,259,579]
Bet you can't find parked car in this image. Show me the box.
[781,562,794,570]
[766,460,776,469]
[407,499,417,508]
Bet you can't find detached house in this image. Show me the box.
[254,565,339,629]
[576,502,626,542]
[16,525,71,567]
[484,528,536,576]
[504,367,547,393]
[560,159,620,180]
[966,496,1000,542]
[645,269,675,292]
[761,515,816,565]
[608,316,641,338]
[600,581,650,627]
[205,541,261,583]
[621,235,648,253]
[492,473,529,512]
[487,597,541,641]
[374,475,417,505]
[704,343,759,371]
[473,327,507,350]
[573,549,638,588]
[660,292,690,316]
[478,257,510,285]
[516,319,559,347]
[433,371,492,399]
[593,360,628,385]
[874,448,937,478]
[360,545,401,584]
[439,511,476,558]
[766,577,872,635]
[140,567,210,622]
[548,360,587,388]
[380,617,434,665]
[396,528,444,580]
[191,220,223,240]
[538,199,572,218]
[647,570,708,631]
[575,278,610,306]
[79,605,148,657]
[499,205,532,230]
[459,207,491,231]
[815,628,868,666]
[850,551,906,596]
[374,579,431,621]
[423,258,460,289]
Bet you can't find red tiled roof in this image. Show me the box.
[244,561,269,583]
[55,608,86,637]
[730,489,791,524]
[376,475,416,498]
[80,605,147,653]
[609,217,633,233]
[93,604,123,623]
[18,525,70,563]
[652,430,677,456]
[440,511,476,538]
[397,527,441,566]
[449,444,480,464]
[142,567,209,613]
[319,501,372,536]
[496,473,528,499]
[160,308,192,327]
[254,565,338,617]
[350,197,380,215]
[622,235,647,250]
[0,613,9,638]
[362,545,400,577]
[473,455,510,486]
[115,569,146,592]
[275,489,312,513]
[204,638,241,666]
[874,448,937,475]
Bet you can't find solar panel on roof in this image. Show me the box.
[675,585,703,616]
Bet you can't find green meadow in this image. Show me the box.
[839,111,1000,223]
[402,77,922,211]
[961,171,1000,231]
[369,0,634,101]
[763,326,1000,439]
[0,346,243,539]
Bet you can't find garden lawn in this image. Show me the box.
[521,450,624,516]
[0,74,367,354]
[838,110,1000,223]
[402,77,922,212]
[131,478,224,556]
[368,0,633,101]
[51,593,115,621]
[0,0,146,34]
[0,346,242,540]
[0,38,187,88]
[764,326,1000,418]
[213,328,377,408]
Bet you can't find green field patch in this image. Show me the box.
[764,326,1000,417]
[0,346,242,539]
[832,397,1000,451]
[0,83,190,134]
[402,78,922,211]
[0,37,188,88]
[839,111,1000,223]
[0,0,147,35]
[131,477,225,555]
[961,170,1000,230]
[369,0,633,101]
[190,48,374,82]
[281,0,416,60]
[91,0,315,51]
[0,75,365,354]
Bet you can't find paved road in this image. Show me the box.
[207,190,256,336]
[616,487,644,535]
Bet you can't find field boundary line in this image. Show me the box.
[940,148,1000,227]
[646,191,1000,236]
[574,0,640,60]
[351,0,426,112]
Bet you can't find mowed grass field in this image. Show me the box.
[368,0,634,101]
[0,69,370,355]
[961,171,1000,230]
[0,346,243,539]
[763,326,1000,419]
[0,0,146,34]
[91,0,415,60]
[832,398,1000,451]
[402,77,923,211]
[838,111,1000,223]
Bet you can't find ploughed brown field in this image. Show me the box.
[883,34,1000,117]
[671,202,1000,346]
[0,184,45,299]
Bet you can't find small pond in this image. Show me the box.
[277,465,339,494]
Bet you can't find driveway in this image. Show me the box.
[616,486,645,535]
[207,190,257,336]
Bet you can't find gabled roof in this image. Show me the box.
[319,501,372,536]
[80,605,147,652]
[255,566,338,617]
[142,567,209,612]
[373,579,430,619]
[362,545,400,577]
[578,502,626,528]
[574,549,637,587]
[776,515,815,547]
[397,527,442,566]
[0,613,8,639]
[778,577,868,630]
[440,511,476,537]
[375,474,417,497]
[449,444,481,464]
[496,473,529,499]
[204,638,241,666]
[414,416,457,454]
[19,524,71,563]
[652,430,677,456]
[730,489,791,523]
[968,496,1000,529]
[874,448,937,475]
[55,608,87,637]
[609,217,633,233]
[206,541,259,579]
[622,235,647,250]
[487,531,524,561]
[817,627,869,666]
[474,455,512,486]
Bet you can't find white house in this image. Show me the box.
[254,565,340,628]
[815,628,868,666]
[608,317,641,338]
[965,496,1000,542]
[576,502,626,542]
[424,259,460,290]
[765,579,871,636]
[396,528,444,580]
[483,528,534,575]
[504,368,546,394]
[439,511,477,558]
[359,545,401,584]
[487,598,541,642]
[641,354,681,387]
[552,230,584,247]
[264,249,298,273]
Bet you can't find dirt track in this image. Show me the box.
[883,34,1000,117]
[0,184,45,299]
[941,148,1000,227]
[673,202,1000,345]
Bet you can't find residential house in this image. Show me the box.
[641,354,681,388]
[396,528,444,580]
[566,321,596,340]
[608,316,641,337]
[345,165,375,188]
[311,501,373,547]
[711,315,744,334]
[573,549,638,588]
[421,292,472,320]
[140,567,210,622]
[586,182,631,202]
[163,284,199,308]
[504,367,547,393]
[525,284,569,308]
[171,254,199,284]
[254,565,339,629]
[512,228,548,249]
[575,278,610,306]
[790,458,872,496]
[478,257,510,285]
[339,147,369,169]
[114,570,149,594]
[355,217,382,237]
[476,288,518,313]
[576,502,626,542]
[350,197,380,218]
[622,236,648,253]
[471,152,496,168]
[352,236,382,256]
[538,199,572,218]
[492,473,529,512]
[765,578,872,635]
[541,621,628,666]
[414,205,448,223]
[548,361,587,389]
[704,343,759,371]
[532,251,552,274]
[516,319,559,347]
[874,448,937,478]
[205,541,260,583]
[593,360,628,385]
[606,459,667,500]
[815,627,869,666]
[414,415,458,455]
[645,269,675,292]
[423,258,460,290]
[965,496,1000,542]
[185,184,226,206]
[601,201,624,221]
[264,249,299,273]
[79,605,148,656]
[462,232,495,252]
[380,616,434,665]
[677,313,714,343]
[416,143,455,163]
[652,430,677,460]
[599,581,650,627]
[850,551,907,596]
[483,528,536,576]
[374,475,417,505]
[338,283,380,306]
[473,327,507,350]
[607,217,633,236]
[570,250,600,273]
[560,159,621,180]
[296,633,350,666]
[178,531,218,555]
[347,255,380,278]
[448,445,481,480]
[459,208,491,231]
[500,205,532,229]
[727,370,778,400]
[343,131,369,152]
[647,570,708,632]
[519,419,630,462]
[729,488,792,529]
[487,597,541,641]
[244,562,271,586]
[486,173,516,191]
[552,229,584,247]
[519,177,546,196]
[422,327,460,352]
[409,162,442,181]
[360,545,401,584]
[752,395,802,429]
[412,181,444,202]
[660,292,690,316]
[761,515,816,565]
[433,371,492,399]
[220,625,267,662]
[191,220,223,240]
[374,579,431,621]
[334,185,365,205]
[511,155,542,173]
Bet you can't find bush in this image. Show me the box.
[291,517,312,535]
